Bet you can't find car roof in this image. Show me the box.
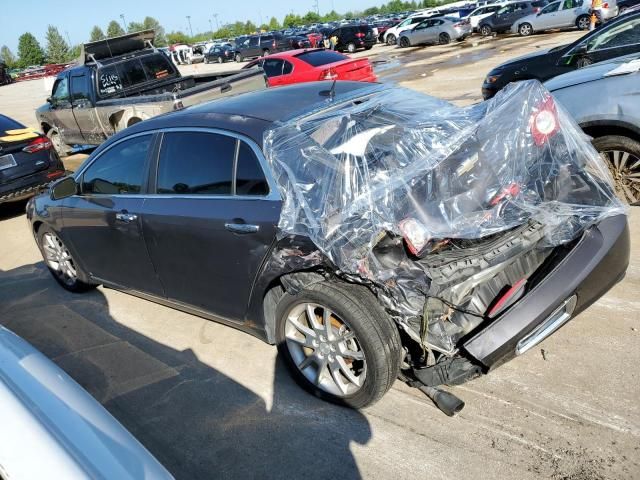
[115,81,378,144]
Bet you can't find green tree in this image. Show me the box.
[143,16,167,46]
[127,21,145,33]
[282,13,302,27]
[68,44,82,61]
[323,10,341,22]
[268,16,280,31]
[17,32,45,67]
[45,25,70,64]
[106,20,125,38]
[243,20,257,34]
[166,31,190,44]
[0,45,16,67]
[364,6,381,15]
[89,26,106,42]
[302,11,321,23]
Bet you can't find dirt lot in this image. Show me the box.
[1,31,639,480]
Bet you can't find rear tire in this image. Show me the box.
[262,49,270,57]
[235,53,243,62]
[346,42,356,53]
[518,22,533,36]
[204,57,209,64]
[217,56,223,64]
[439,32,451,45]
[592,135,640,205]
[480,24,492,36]
[576,15,590,30]
[386,34,396,46]
[276,281,402,409]
[37,226,96,293]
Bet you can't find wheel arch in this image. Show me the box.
[580,121,640,143]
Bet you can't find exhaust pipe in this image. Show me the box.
[418,385,465,417]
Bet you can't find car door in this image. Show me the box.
[493,4,515,28]
[61,133,165,296]
[555,0,583,26]
[584,16,640,64]
[412,20,434,44]
[69,72,104,145]
[140,129,280,322]
[49,76,83,146]
[536,1,562,29]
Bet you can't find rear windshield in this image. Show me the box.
[97,54,177,97]
[0,114,23,134]
[295,50,348,67]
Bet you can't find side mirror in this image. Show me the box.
[50,176,78,201]
[46,97,53,104]
[575,43,588,54]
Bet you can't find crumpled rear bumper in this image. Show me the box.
[463,214,630,369]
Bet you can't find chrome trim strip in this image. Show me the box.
[515,295,577,355]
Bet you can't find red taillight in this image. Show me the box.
[355,32,365,38]
[22,136,52,153]
[533,7,541,12]
[487,278,527,317]
[530,96,560,146]
[46,170,65,179]
[603,2,609,7]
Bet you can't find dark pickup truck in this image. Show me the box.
[233,33,289,62]
[36,30,267,155]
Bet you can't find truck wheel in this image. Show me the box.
[576,15,590,30]
[386,34,396,45]
[235,53,243,62]
[276,281,402,409]
[262,49,270,57]
[592,135,640,205]
[217,56,223,64]
[346,42,356,53]
[47,130,71,157]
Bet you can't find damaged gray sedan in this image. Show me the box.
[27,81,629,413]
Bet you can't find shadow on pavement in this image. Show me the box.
[0,263,372,480]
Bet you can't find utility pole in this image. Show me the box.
[313,0,320,15]
[213,13,219,30]
[186,15,193,37]
[119,13,127,31]
[209,19,214,35]
[64,31,71,46]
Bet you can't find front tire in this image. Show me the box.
[592,135,640,205]
[518,22,533,36]
[37,227,96,293]
[235,53,243,63]
[399,36,411,48]
[276,282,401,409]
[47,130,72,157]
[262,49,270,57]
[217,56,223,64]
[386,34,396,46]
[346,42,356,53]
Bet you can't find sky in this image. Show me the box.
[0,0,379,52]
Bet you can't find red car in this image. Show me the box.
[244,49,377,87]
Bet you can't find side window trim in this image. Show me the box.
[76,132,158,196]
[145,127,279,201]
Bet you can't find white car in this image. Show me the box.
[466,2,511,30]
[512,0,590,35]
[0,325,173,480]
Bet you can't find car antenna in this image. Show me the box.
[319,78,337,101]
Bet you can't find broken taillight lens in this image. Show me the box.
[23,136,52,153]
[530,95,559,146]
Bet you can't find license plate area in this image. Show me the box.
[0,154,17,171]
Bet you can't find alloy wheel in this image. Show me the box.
[284,303,367,397]
[602,150,640,204]
[347,43,356,53]
[42,233,78,286]
[481,25,491,36]
[399,37,410,47]
[519,23,532,36]
[577,16,590,29]
[386,34,396,46]
[439,33,451,45]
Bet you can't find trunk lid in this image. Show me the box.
[0,130,51,183]
[321,58,376,81]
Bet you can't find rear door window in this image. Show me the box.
[542,2,561,12]
[156,132,236,195]
[97,65,123,96]
[82,135,152,195]
[235,142,269,196]
[70,74,91,104]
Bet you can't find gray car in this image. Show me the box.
[546,53,640,204]
[398,17,472,46]
[512,0,591,35]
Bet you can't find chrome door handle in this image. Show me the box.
[225,223,259,234]
[116,213,138,223]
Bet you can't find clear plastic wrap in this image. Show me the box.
[264,81,626,353]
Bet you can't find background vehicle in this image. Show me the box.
[27,81,628,410]
[36,30,267,155]
[546,53,640,204]
[465,3,508,31]
[384,15,431,45]
[243,49,376,86]
[204,44,235,63]
[512,0,590,35]
[0,325,174,479]
[482,11,640,98]
[374,20,400,41]
[234,33,288,62]
[330,25,377,52]
[398,17,472,46]
[618,0,640,13]
[0,61,13,85]
[0,114,65,203]
[592,0,620,21]
[285,34,312,49]
[479,0,549,35]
